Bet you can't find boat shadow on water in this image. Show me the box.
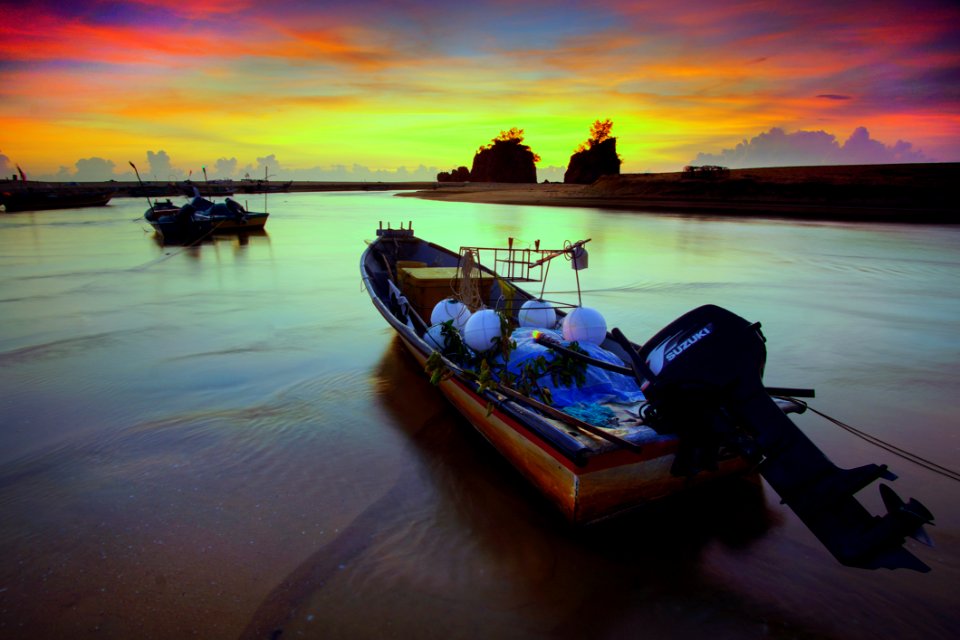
[239,337,781,640]
[149,227,270,249]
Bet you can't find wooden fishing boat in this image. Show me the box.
[238,178,293,193]
[0,185,112,212]
[362,223,935,571]
[144,196,268,243]
[192,200,269,233]
[363,225,766,523]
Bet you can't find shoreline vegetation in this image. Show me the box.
[3,163,955,223]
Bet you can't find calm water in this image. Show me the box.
[1,192,958,639]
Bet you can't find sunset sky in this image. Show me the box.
[1,0,958,180]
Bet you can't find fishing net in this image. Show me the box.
[562,403,619,426]
[496,328,645,407]
[457,249,484,311]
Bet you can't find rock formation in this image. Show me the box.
[564,120,622,184]
[470,129,539,183]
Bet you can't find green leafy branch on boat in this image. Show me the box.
[422,311,589,408]
[425,350,453,386]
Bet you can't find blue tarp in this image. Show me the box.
[494,328,645,408]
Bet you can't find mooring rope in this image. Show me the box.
[130,217,229,270]
[788,399,960,482]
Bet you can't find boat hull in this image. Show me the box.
[198,212,269,232]
[146,208,268,243]
[1,190,112,212]
[395,329,746,523]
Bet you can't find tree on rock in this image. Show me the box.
[564,119,622,184]
[470,128,540,183]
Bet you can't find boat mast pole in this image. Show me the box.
[128,161,154,211]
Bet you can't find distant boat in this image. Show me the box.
[178,180,234,197]
[128,184,177,198]
[0,183,113,212]
[238,179,293,194]
[144,196,268,243]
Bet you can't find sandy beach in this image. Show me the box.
[404,163,957,223]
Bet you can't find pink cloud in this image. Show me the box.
[692,126,932,168]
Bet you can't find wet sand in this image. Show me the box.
[404,163,957,223]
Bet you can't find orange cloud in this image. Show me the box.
[260,25,399,70]
[1,0,957,175]
[0,11,246,64]
[125,0,256,19]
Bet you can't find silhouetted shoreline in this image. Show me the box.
[404,163,957,224]
[3,163,954,223]
[0,179,438,197]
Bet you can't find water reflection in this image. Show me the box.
[149,228,270,249]
[1,192,957,639]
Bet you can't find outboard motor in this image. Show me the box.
[175,202,196,222]
[616,305,934,571]
[225,198,246,219]
[190,196,214,212]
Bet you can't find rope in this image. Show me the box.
[130,216,229,270]
[496,276,519,316]
[457,249,483,311]
[788,398,960,482]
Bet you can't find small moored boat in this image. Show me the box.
[362,223,934,571]
[238,178,293,193]
[0,185,112,212]
[144,196,269,243]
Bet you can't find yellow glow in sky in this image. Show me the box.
[1,1,957,180]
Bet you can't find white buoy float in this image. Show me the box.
[518,299,557,329]
[430,298,471,333]
[463,309,502,352]
[562,307,607,345]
